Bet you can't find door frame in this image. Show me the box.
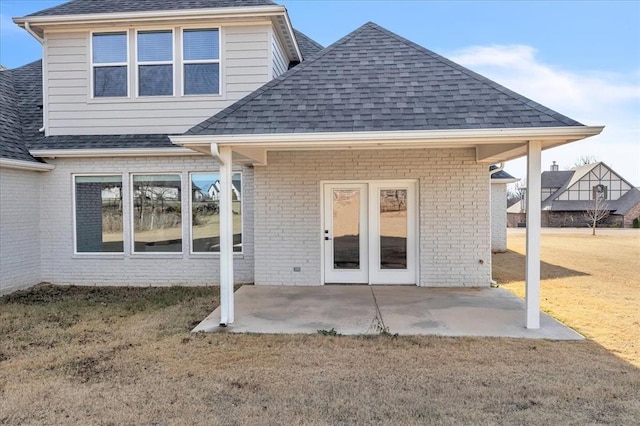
[320,179,419,285]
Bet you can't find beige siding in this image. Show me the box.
[254,149,491,287]
[272,32,288,77]
[46,25,272,136]
[0,168,42,293]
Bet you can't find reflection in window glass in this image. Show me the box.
[191,173,242,252]
[75,176,123,253]
[133,175,182,252]
[379,189,407,269]
[92,32,127,97]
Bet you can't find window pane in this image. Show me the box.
[138,65,173,96]
[191,173,242,253]
[184,29,219,61]
[94,66,127,97]
[93,33,127,63]
[332,189,360,269]
[137,31,173,62]
[380,189,407,269]
[75,176,123,253]
[133,175,182,253]
[184,63,219,95]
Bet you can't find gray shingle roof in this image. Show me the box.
[490,165,516,180]
[27,0,277,16]
[541,171,573,189]
[28,134,174,150]
[294,29,324,59]
[187,22,584,136]
[0,66,39,163]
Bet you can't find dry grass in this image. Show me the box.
[494,231,640,366]
[1,284,639,424]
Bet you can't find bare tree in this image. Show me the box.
[586,186,609,236]
[507,179,527,209]
[574,155,598,168]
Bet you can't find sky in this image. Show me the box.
[1,0,639,185]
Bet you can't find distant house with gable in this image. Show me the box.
[508,161,640,228]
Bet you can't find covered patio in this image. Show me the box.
[193,285,583,340]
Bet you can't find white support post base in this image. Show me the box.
[525,141,541,329]
[217,146,234,325]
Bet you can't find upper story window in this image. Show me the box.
[183,29,220,95]
[92,32,128,97]
[137,30,174,96]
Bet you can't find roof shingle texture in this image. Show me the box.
[28,0,276,16]
[187,22,584,136]
[490,165,516,180]
[0,67,39,162]
[294,29,324,59]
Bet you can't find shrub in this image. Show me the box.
[633,217,640,228]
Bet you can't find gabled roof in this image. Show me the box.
[27,0,277,16]
[187,22,584,136]
[540,170,573,189]
[293,29,324,59]
[0,66,39,163]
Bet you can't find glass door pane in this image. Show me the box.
[379,189,407,269]
[333,189,361,269]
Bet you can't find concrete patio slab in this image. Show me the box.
[193,285,583,340]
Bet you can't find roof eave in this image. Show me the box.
[0,158,55,171]
[14,5,287,26]
[30,147,201,158]
[171,126,604,161]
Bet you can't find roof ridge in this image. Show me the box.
[364,23,583,127]
[187,21,372,134]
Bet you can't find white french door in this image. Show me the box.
[323,181,417,285]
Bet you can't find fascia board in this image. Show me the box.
[14,5,286,27]
[0,158,55,171]
[171,126,604,147]
[30,147,201,158]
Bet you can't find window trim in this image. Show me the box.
[189,171,243,256]
[181,27,222,97]
[130,172,184,255]
[90,31,130,99]
[72,173,125,256]
[135,28,176,98]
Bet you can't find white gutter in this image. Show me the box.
[171,126,604,147]
[490,162,505,176]
[30,147,201,158]
[24,22,44,44]
[0,158,55,171]
[14,5,286,26]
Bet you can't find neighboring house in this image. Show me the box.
[490,166,518,252]
[507,161,640,228]
[0,0,604,330]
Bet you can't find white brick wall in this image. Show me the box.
[0,168,42,293]
[38,156,254,286]
[491,183,508,252]
[254,149,491,287]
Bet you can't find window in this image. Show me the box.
[92,32,128,97]
[137,30,173,96]
[191,173,242,252]
[183,29,220,95]
[132,175,182,252]
[593,184,608,200]
[74,176,123,253]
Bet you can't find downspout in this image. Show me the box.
[488,163,505,286]
[24,23,47,134]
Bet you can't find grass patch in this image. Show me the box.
[493,232,640,367]
[1,283,639,424]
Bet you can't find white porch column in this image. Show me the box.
[217,145,234,325]
[525,140,541,329]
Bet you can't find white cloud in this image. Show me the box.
[449,45,640,185]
